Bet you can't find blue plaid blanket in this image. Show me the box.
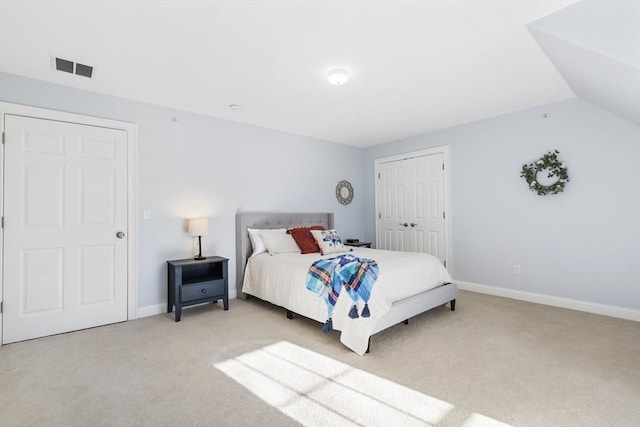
[306,254,379,333]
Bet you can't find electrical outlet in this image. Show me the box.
[513,265,521,275]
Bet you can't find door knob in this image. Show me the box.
[116,231,126,239]
[399,223,408,227]
[410,223,417,227]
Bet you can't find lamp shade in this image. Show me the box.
[188,218,209,236]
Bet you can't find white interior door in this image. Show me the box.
[412,153,446,261]
[377,150,447,265]
[2,114,128,344]
[378,158,414,251]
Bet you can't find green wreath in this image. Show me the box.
[520,150,569,196]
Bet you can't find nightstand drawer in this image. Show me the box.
[180,279,225,303]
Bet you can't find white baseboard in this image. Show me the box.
[456,281,640,322]
[136,290,238,319]
[136,303,166,318]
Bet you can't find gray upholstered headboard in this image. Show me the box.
[235,212,334,299]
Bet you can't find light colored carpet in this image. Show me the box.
[0,290,638,426]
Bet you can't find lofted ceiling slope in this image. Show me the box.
[3,1,631,147]
[528,0,640,126]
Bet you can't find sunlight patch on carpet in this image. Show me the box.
[463,413,512,427]
[214,341,454,426]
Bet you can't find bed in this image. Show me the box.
[236,212,457,355]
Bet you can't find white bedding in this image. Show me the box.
[242,247,452,355]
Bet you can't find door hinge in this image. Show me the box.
[1,132,4,144]
[378,212,381,219]
[443,212,445,219]
[442,163,444,170]
[378,172,380,179]
[0,301,3,313]
[1,216,3,228]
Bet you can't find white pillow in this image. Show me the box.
[247,228,286,257]
[259,229,301,255]
[310,229,349,255]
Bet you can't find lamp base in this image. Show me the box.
[194,235,205,260]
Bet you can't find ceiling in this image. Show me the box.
[528,0,640,126]
[0,0,602,147]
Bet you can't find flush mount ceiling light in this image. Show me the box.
[328,69,348,85]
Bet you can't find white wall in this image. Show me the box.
[364,98,640,311]
[0,72,366,311]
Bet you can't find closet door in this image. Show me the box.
[411,153,446,261]
[376,152,447,264]
[2,114,129,344]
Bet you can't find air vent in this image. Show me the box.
[53,56,94,78]
[55,57,74,73]
[75,63,93,78]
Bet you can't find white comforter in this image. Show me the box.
[242,247,451,355]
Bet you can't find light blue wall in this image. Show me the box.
[3,72,638,312]
[364,98,640,310]
[0,72,366,308]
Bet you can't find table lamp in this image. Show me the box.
[188,218,209,260]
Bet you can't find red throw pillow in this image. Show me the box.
[288,226,325,254]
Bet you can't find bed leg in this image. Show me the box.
[403,319,409,325]
[286,310,293,319]
[366,337,371,354]
[450,299,456,311]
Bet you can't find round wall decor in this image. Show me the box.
[335,180,354,205]
[521,150,569,196]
